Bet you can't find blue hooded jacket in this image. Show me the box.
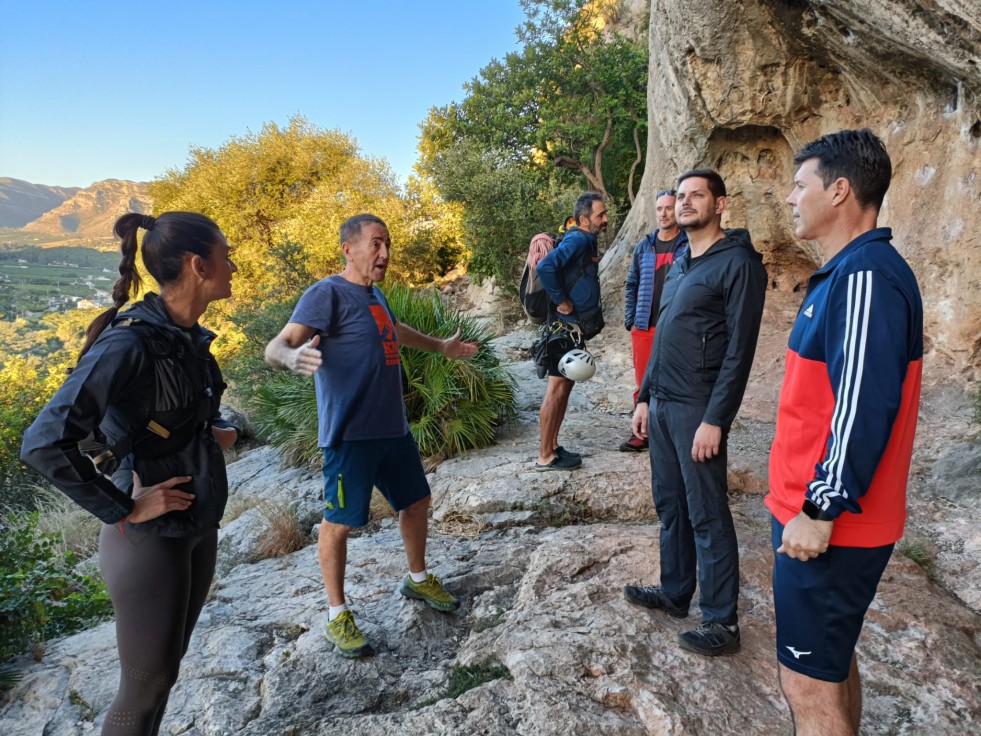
[536,226,601,322]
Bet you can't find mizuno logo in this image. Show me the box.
[803,304,814,318]
[785,646,812,659]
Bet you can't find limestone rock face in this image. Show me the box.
[609,0,981,380]
[3,329,979,736]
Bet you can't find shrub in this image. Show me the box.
[0,512,112,662]
[29,485,101,559]
[252,372,321,467]
[253,502,308,561]
[252,282,517,466]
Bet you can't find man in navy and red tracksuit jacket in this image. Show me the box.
[767,129,923,736]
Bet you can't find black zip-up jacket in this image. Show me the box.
[637,228,767,429]
[21,293,233,537]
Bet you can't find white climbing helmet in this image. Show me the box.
[557,348,596,381]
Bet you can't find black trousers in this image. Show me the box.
[648,399,738,625]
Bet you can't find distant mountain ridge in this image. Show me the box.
[0,178,81,228]
[21,179,151,239]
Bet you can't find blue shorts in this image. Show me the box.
[771,517,893,682]
[321,432,431,528]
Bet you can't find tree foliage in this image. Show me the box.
[421,141,578,286]
[150,117,465,297]
[0,512,112,662]
[417,0,647,283]
[0,353,74,508]
[149,116,468,373]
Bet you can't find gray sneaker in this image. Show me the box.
[678,622,741,656]
[623,585,689,618]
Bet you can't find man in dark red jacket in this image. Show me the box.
[767,129,923,736]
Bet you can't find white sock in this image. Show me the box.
[328,603,348,621]
[409,569,428,583]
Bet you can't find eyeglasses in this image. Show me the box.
[656,189,676,197]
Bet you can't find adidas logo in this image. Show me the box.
[803,304,814,318]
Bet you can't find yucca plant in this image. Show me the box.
[251,372,321,467]
[386,283,517,458]
[251,282,517,466]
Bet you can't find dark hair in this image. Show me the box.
[574,192,604,224]
[340,213,387,247]
[677,168,727,198]
[78,211,223,359]
[794,128,891,211]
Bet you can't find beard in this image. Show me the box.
[677,210,713,231]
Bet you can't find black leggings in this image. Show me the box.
[98,524,217,736]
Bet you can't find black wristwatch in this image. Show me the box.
[801,499,836,522]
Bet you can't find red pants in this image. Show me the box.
[631,326,655,404]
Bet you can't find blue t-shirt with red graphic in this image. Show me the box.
[289,275,408,447]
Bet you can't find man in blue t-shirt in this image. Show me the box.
[265,213,477,658]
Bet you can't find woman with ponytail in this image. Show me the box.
[21,211,238,736]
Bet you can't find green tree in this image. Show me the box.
[150,116,467,374]
[417,0,647,283]
[150,116,465,301]
[422,140,577,286]
[0,353,73,508]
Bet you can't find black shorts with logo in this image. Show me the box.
[771,516,894,682]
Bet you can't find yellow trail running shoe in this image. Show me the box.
[325,609,373,658]
[399,573,460,612]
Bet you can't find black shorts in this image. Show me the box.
[771,517,893,682]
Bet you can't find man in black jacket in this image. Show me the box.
[624,168,767,656]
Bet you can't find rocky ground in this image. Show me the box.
[1,291,979,735]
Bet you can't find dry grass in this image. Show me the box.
[368,487,397,523]
[433,511,490,538]
[28,485,101,558]
[253,501,308,560]
[222,493,262,524]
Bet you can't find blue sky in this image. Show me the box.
[0,1,526,188]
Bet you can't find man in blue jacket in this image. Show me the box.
[625,169,767,656]
[621,188,688,451]
[534,191,607,471]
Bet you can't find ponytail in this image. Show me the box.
[77,212,152,360]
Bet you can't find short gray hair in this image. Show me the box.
[340,213,387,247]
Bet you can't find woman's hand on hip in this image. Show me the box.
[125,472,194,523]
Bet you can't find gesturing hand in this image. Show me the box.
[211,425,238,451]
[287,335,323,376]
[441,327,479,361]
[126,472,195,523]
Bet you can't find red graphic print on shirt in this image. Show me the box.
[369,305,401,366]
